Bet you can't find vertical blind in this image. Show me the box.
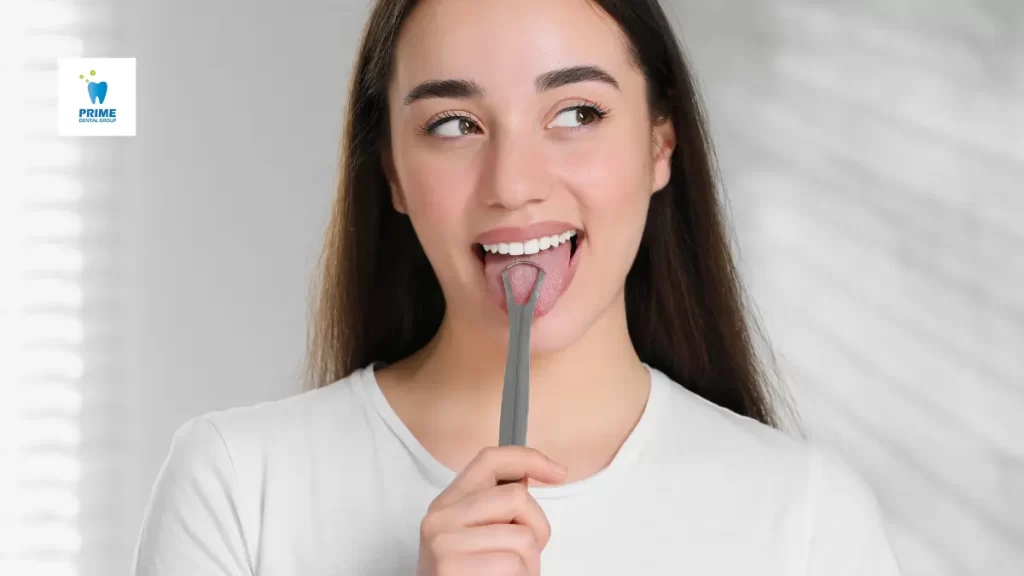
[1,2,115,575]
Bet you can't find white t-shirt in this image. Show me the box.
[133,364,903,575]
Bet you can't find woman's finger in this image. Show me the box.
[451,552,529,576]
[429,482,552,547]
[432,446,567,508]
[431,524,540,574]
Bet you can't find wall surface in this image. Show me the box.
[665,1,1024,575]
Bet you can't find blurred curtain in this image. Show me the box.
[0,2,123,575]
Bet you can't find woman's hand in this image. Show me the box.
[416,446,568,576]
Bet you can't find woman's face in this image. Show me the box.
[386,0,675,352]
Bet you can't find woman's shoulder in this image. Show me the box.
[647,366,876,502]
[163,366,378,474]
[647,368,901,572]
[648,366,808,461]
[207,367,372,433]
[136,367,382,574]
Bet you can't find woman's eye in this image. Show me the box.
[430,117,480,138]
[549,106,602,129]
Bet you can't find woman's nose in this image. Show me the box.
[480,132,550,210]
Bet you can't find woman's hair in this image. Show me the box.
[308,0,789,428]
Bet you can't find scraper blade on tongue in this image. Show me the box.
[497,261,545,483]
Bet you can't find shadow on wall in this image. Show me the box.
[665,1,1024,575]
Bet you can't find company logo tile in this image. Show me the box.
[58,58,136,137]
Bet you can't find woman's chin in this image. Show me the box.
[528,319,586,355]
[452,296,582,355]
[515,300,592,355]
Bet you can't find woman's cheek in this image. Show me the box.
[552,136,647,210]
[403,156,473,224]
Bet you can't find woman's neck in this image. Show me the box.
[378,292,652,480]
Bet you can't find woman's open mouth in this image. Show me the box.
[473,228,584,318]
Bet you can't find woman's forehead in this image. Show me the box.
[391,0,637,96]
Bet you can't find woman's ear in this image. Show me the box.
[389,183,405,213]
[390,181,408,214]
[380,144,408,214]
[651,117,676,194]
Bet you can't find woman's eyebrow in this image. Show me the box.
[403,65,620,106]
[535,65,620,92]
[404,79,484,105]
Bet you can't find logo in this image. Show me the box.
[82,70,108,104]
[78,69,116,123]
[58,58,136,137]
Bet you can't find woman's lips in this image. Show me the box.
[474,221,580,246]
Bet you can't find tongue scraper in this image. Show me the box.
[498,261,546,455]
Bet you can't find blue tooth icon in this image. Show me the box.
[87,81,108,105]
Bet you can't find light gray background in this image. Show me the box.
[30,0,1024,575]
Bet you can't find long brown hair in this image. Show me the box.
[308,0,789,428]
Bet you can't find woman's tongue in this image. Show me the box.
[483,241,570,316]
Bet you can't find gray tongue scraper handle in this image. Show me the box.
[497,261,546,478]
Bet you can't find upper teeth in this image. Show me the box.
[482,230,578,256]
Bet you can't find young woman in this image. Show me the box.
[134,0,904,574]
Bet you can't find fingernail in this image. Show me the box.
[552,461,568,474]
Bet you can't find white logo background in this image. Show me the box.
[57,58,136,137]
